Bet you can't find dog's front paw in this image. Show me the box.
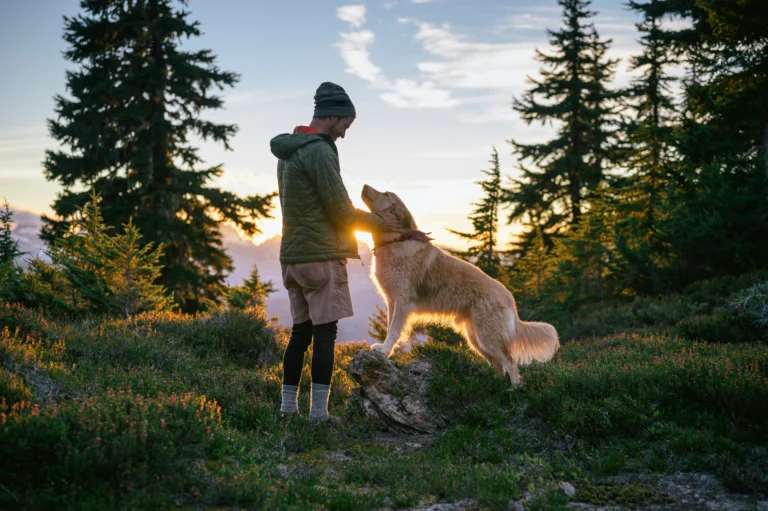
[369,343,391,357]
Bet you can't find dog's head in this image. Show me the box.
[361,184,418,231]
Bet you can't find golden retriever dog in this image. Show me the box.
[361,184,559,385]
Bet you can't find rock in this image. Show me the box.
[347,350,446,434]
[400,498,477,511]
[560,481,576,497]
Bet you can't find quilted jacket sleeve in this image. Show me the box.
[304,147,386,233]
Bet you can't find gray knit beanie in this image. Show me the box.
[313,82,356,118]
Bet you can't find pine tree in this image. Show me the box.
[53,193,170,317]
[448,147,505,278]
[509,226,555,299]
[368,304,389,343]
[104,219,171,317]
[507,0,618,243]
[624,0,678,230]
[0,200,24,264]
[650,0,768,284]
[551,187,617,299]
[603,0,680,293]
[227,264,275,311]
[42,0,275,313]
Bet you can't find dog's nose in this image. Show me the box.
[362,184,372,197]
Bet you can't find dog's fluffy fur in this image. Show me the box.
[361,185,559,385]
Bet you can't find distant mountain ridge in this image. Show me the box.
[8,209,384,343]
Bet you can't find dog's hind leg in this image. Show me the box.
[371,299,415,357]
[464,321,504,377]
[500,356,520,386]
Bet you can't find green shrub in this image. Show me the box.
[0,390,225,507]
[728,282,768,328]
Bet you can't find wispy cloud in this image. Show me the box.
[415,144,495,160]
[336,5,457,108]
[337,30,384,82]
[223,89,308,107]
[335,9,546,116]
[337,5,367,29]
[336,5,646,123]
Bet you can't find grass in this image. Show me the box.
[1,274,768,509]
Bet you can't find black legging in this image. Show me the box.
[282,319,338,386]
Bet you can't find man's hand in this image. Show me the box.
[380,215,406,233]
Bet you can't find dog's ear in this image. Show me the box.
[388,196,418,230]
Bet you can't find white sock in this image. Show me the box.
[280,384,299,415]
[309,383,330,420]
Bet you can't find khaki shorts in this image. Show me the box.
[281,259,354,325]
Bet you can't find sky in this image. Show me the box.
[0,0,662,250]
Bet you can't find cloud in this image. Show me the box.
[380,79,459,108]
[335,13,542,113]
[223,89,308,107]
[336,6,646,123]
[337,30,384,82]
[410,0,438,3]
[336,7,457,108]
[415,145,495,160]
[497,13,562,31]
[337,5,366,29]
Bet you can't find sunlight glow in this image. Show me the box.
[355,231,374,248]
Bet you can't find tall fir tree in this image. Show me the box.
[447,147,505,279]
[653,0,768,283]
[624,0,678,230]
[506,0,618,252]
[43,0,275,313]
[606,0,680,293]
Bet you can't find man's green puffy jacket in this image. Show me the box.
[271,132,385,264]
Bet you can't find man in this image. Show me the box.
[270,82,401,422]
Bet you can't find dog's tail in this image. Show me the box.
[505,308,559,365]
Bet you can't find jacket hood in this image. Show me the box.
[270,133,332,160]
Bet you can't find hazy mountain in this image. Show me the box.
[7,210,385,343]
[221,224,383,343]
[7,208,47,261]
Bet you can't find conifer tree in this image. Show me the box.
[448,147,505,278]
[43,0,275,313]
[104,220,171,317]
[509,227,555,299]
[652,0,768,283]
[0,200,23,264]
[53,194,169,317]
[227,264,275,311]
[624,0,678,231]
[368,304,389,343]
[507,0,618,242]
[551,187,616,299]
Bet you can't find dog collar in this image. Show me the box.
[374,230,434,252]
